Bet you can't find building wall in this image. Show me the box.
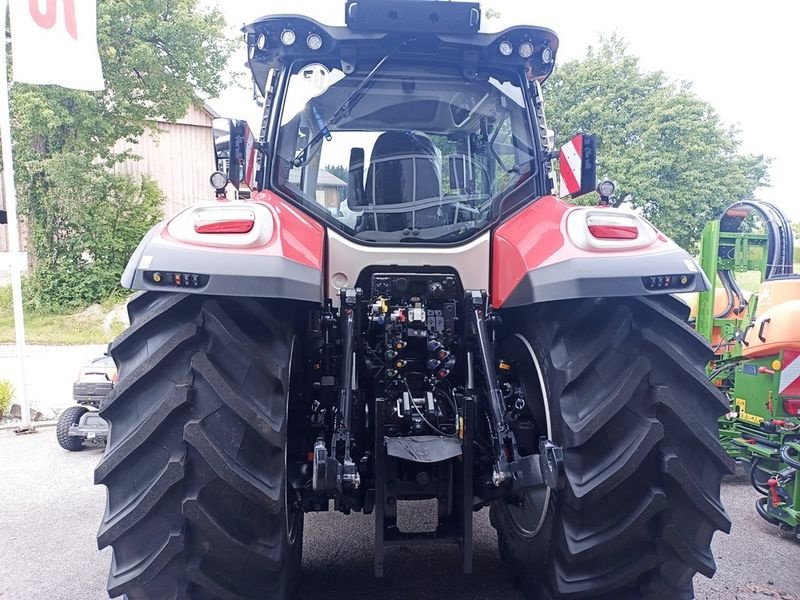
[113,104,217,217]
[1,104,217,255]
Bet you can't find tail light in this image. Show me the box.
[168,202,275,249]
[194,210,255,234]
[587,214,639,240]
[567,209,656,251]
[783,398,800,417]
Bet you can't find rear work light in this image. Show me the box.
[784,398,800,417]
[587,215,639,240]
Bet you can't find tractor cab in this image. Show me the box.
[214,0,595,242]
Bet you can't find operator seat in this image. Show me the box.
[363,131,442,232]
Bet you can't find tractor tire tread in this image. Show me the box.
[56,405,89,451]
[96,292,300,600]
[492,296,731,599]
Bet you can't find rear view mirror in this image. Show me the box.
[212,117,231,176]
[559,133,596,199]
[212,117,257,192]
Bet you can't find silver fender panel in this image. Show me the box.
[502,248,711,308]
[121,222,323,303]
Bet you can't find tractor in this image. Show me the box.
[94,2,733,598]
[691,200,800,539]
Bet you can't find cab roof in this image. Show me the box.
[243,9,559,95]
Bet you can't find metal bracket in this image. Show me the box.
[465,290,512,483]
[313,288,363,495]
[503,439,564,494]
[312,439,341,492]
[374,395,474,577]
[461,49,479,80]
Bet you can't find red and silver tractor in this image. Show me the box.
[95,2,733,598]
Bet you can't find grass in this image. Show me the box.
[735,271,765,294]
[732,265,800,293]
[0,286,126,345]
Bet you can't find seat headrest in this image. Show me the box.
[371,131,437,162]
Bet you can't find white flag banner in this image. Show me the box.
[10,0,105,91]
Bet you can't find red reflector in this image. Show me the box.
[769,478,781,507]
[194,218,254,234]
[783,398,800,417]
[588,224,639,239]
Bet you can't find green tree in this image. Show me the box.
[7,0,234,310]
[544,36,769,250]
[325,164,348,183]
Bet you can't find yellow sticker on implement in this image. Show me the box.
[735,398,764,425]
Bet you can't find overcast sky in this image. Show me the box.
[210,1,799,219]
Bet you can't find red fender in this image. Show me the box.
[491,195,707,308]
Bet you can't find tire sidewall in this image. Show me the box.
[282,333,305,595]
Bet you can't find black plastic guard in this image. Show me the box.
[385,435,463,463]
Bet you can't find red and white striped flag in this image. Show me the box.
[559,133,584,197]
[10,0,104,90]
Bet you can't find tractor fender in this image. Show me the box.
[492,195,710,308]
[121,191,325,303]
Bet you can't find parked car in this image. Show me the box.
[55,355,114,451]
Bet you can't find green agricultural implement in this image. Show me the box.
[693,200,799,539]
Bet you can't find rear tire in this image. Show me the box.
[56,405,89,451]
[95,292,304,600]
[491,296,734,599]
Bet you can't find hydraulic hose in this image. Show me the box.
[780,442,800,471]
[715,200,795,319]
[749,458,771,495]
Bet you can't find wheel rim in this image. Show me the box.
[285,336,300,546]
[501,333,552,537]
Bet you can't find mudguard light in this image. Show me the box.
[587,214,639,240]
[167,202,275,248]
[566,209,656,251]
[194,209,255,234]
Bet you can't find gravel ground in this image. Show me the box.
[0,431,797,600]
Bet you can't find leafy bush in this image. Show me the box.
[24,161,164,312]
[0,380,14,417]
[10,1,231,313]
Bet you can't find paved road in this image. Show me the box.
[1,432,798,600]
